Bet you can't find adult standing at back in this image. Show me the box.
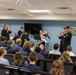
[59,26,72,53]
[1,24,12,40]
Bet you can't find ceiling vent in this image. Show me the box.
[58,7,70,10]
[7,8,15,11]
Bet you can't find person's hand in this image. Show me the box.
[60,32,64,36]
[7,27,11,31]
[39,44,44,50]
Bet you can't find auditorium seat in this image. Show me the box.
[44,59,54,72]
[4,53,14,64]
[20,67,52,75]
[41,52,49,59]
[64,62,73,74]
[70,56,76,62]
[48,54,61,60]
[0,64,10,75]
[0,64,19,75]
[4,53,73,74]
[37,59,54,72]
[8,65,20,75]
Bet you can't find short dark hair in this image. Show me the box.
[1,36,7,41]
[7,40,13,46]
[53,43,59,50]
[3,24,6,27]
[64,26,70,29]
[29,52,38,62]
[34,46,41,53]
[20,27,23,29]
[66,26,70,29]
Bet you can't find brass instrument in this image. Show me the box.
[56,31,65,37]
[23,31,28,34]
[20,31,28,39]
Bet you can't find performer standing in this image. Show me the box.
[59,26,72,54]
[39,30,48,45]
[1,24,12,40]
[17,27,24,37]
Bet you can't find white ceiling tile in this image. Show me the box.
[0,0,76,15]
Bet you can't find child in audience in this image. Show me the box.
[49,43,61,55]
[30,41,35,52]
[50,60,64,75]
[67,46,75,56]
[6,40,15,54]
[13,38,22,51]
[0,36,7,47]
[19,41,31,56]
[35,47,44,59]
[0,47,10,65]
[67,62,76,75]
[12,52,26,67]
[59,51,73,63]
[25,52,41,71]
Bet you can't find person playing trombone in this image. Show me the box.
[58,26,72,54]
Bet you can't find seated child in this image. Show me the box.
[59,51,73,63]
[19,41,31,56]
[0,47,10,65]
[67,46,75,56]
[35,46,44,59]
[49,43,61,55]
[25,52,41,71]
[6,40,15,54]
[13,38,22,51]
[50,60,64,75]
[0,36,7,47]
[12,52,26,67]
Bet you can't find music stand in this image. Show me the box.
[34,34,41,45]
[34,34,41,40]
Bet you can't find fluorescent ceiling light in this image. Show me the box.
[29,10,51,13]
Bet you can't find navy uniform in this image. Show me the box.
[17,30,23,37]
[1,29,11,40]
[6,46,15,54]
[59,31,72,53]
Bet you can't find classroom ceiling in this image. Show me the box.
[0,0,76,20]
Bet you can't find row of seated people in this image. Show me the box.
[0,46,76,75]
[0,36,44,59]
[41,43,76,61]
[0,47,50,75]
[0,36,75,58]
[0,36,76,63]
[0,36,75,63]
[0,36,76,74]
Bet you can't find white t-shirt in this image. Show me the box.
[49,49,61,55]
[0,58,10,65]
[68,51,75,56]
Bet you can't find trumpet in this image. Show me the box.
[56,31,65,37]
